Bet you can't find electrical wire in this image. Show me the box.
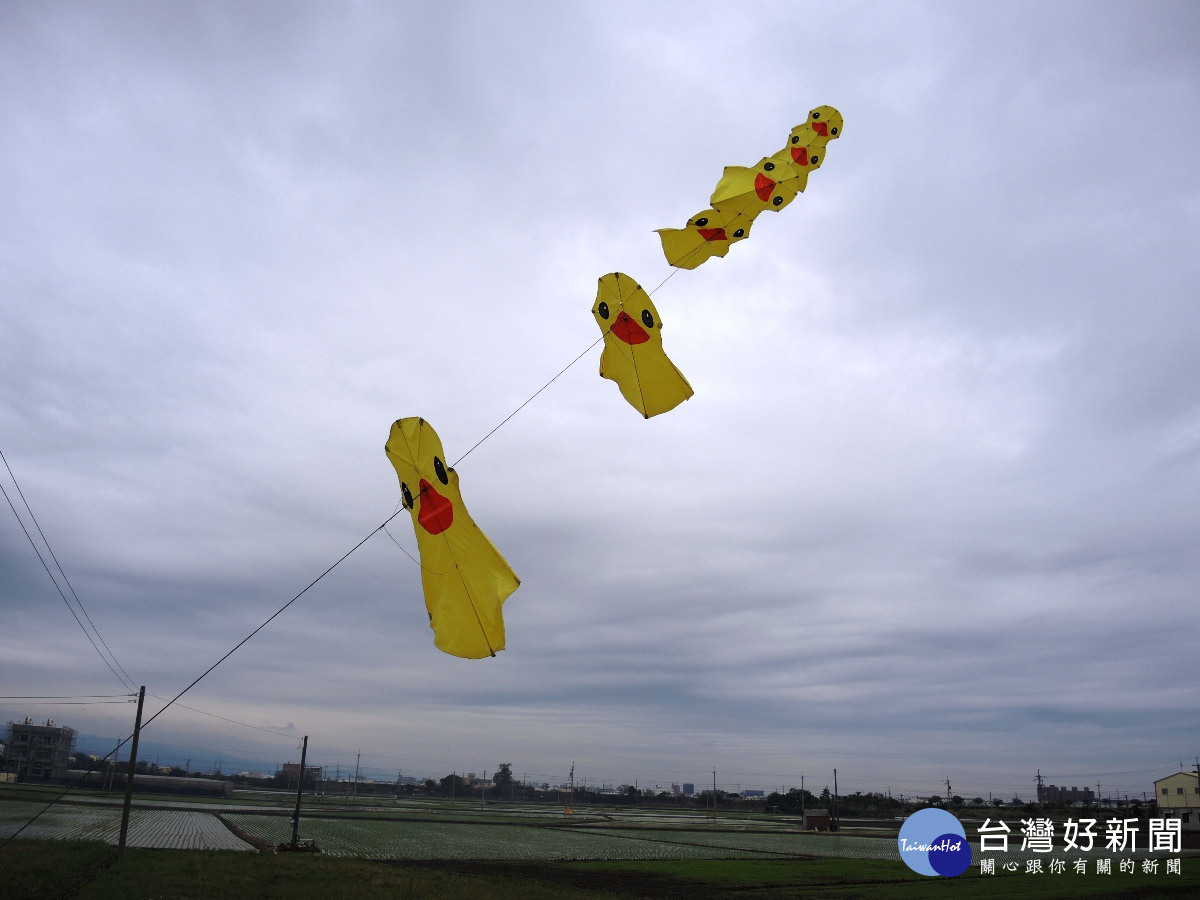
[0,506,406,849]
[1,451,138,692]
[1,480,134,692]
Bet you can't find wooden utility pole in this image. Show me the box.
[712,768,717,821]
[289,735,308,849]
[117,686,145,854]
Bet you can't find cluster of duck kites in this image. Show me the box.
[385,106,844,659]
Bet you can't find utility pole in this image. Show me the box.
[713,768,717,821]
[117,686,146,854]
[833,769,839,832]
[1036,769,1044,803]
[946,777,952,806]
[352,751,360,804]
[801,774,806,823]
[289,735,308,849]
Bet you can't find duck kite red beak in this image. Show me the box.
[417,478,454,534]
[610,310,649,345]
[754,172,776,202]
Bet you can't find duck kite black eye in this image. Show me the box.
[791,134,800,144]
[433,456,449,485]
[772,196,783,206]
[811,155,819,164]
[694,216,709,227]
[401,483,414,509]
[597,301,609,319]
[831,127,838,135]
[812,111,820,119]
[733,228,745,237]
[641,309,655,328]
[764,161,775,171]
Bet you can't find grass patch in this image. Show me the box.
[0,841,618,899]
[2,840,1197,898]
[559,857,1200,897]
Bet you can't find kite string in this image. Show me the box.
[134,506,408,736]
[451,335,603,468]
[448,263,688,469]
[382,523,447,576]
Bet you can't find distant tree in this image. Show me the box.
[819,787,832,806]
[971,798,984,806]
[927,795,942,806]
[440,773,468,795]
[423,779,437,793]
[492,763,514,792]
[950,795,965,808]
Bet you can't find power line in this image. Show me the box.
[1,449,311,741]
[1,450,138,692]
[2,507,404,849]
[152,695,299,740]
[0,694,133,699]
[0,700,134,706]
[1,480,133,692]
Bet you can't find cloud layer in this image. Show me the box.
[2,1,1197,799]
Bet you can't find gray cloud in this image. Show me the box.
[2,1,1197,798]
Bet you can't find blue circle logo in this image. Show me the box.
[898,808,972,877]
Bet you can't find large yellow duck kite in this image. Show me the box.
[385,417,520,659]
[592,272,693,418]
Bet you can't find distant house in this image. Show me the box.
[803,809,831,831]
[1154,772,1199,832]
[682,783,695,796]
[741,789,765,798]
[4,718,76,781]
[1037,784,1094,805]
[281,762,321,787]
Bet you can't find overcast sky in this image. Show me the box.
[2,1,1197,800]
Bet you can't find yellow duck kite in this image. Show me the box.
[657,104,843,269]
[656,207,755,270]
[385,417,519,659]
[592,272,693,418]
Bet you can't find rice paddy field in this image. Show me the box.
[3,787,1198,897]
